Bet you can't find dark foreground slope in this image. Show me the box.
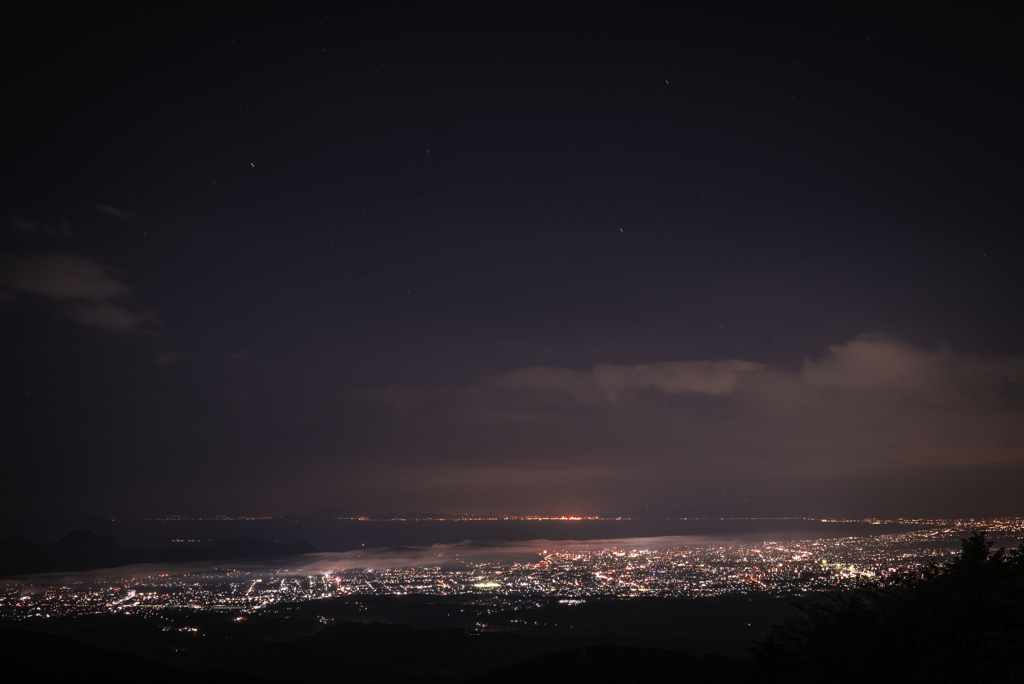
[747,532,1024,684]
[0,628,263,683]
[0,617,742,684]
[468,644,742,683]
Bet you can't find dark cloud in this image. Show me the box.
[0,251,160,331]
[491,360,767,400]
[350,336,1024,513]
[68,301,162,331]
[1,251,129,300]
[93,204,130,220]
[7,216,72,237]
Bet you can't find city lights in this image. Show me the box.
[4,517,1019,622]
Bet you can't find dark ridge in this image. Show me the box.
[0,529,319,577]
[308,620,419,639]
[466,644,742,683]
[215,621,554,681]
[0,627,262,683]
[0,516,157,547]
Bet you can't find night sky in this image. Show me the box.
[2,4,1022,519]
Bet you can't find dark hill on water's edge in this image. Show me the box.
[0,529,318,576]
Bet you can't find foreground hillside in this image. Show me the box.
[745,532,1024,683]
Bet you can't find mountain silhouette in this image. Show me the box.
[0,529,318,576]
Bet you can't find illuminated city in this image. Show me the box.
[5,518,1021,625]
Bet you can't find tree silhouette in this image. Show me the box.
[747,531,1024,684]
